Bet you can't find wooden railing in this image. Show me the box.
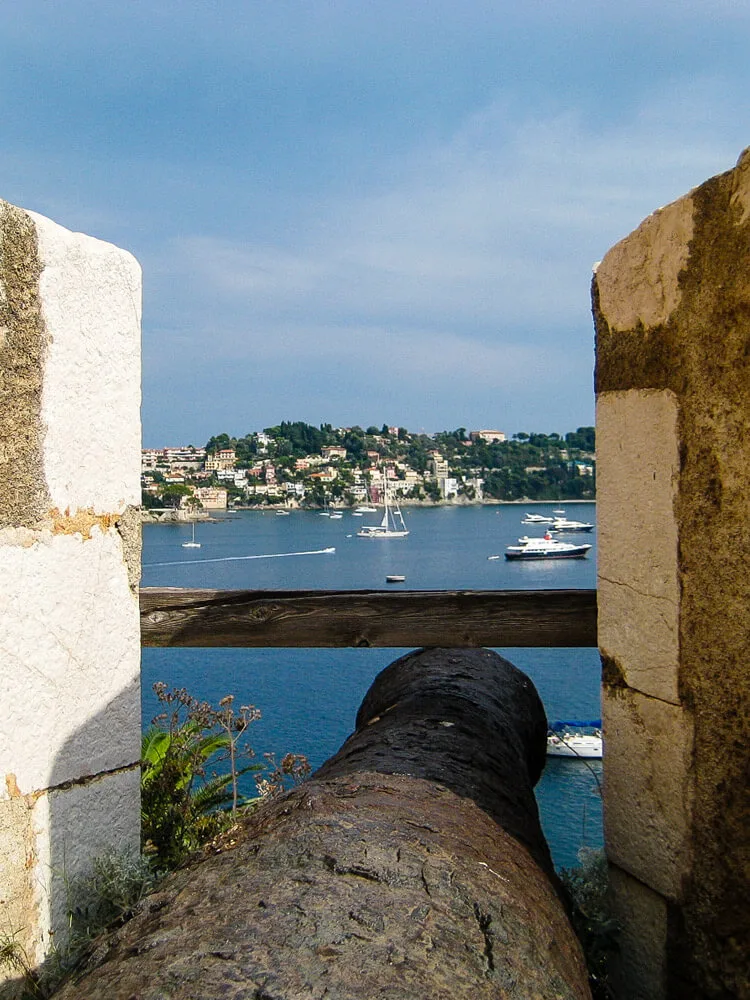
[140,588,597,648]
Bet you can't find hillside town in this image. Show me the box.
[141,422,595,514]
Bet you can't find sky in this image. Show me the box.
[2,2,749,447]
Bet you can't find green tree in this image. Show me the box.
[160,484,193,508]
[205,433,233,454]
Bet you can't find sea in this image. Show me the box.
[141,502,602,872]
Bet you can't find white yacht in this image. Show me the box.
[521,512,556,524]
[549,517,595,533]
[504,533,591,560]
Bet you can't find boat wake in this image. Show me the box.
[145,547,336,568]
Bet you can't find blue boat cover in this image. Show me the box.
[549,719,602,730]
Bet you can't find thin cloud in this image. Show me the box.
[165,81,744,349]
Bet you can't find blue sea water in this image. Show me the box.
[141,502,602,871]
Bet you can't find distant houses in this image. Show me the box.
[140,423,595,509]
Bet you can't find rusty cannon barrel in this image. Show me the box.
[57,648,591,999]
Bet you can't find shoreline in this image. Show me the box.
[140,497,595,522]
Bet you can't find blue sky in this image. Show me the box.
[2,2,748,446]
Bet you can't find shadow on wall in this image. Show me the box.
[1,681,140,998]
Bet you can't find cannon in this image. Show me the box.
[55,648,591,999]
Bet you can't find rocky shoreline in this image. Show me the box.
[140,497,594,523]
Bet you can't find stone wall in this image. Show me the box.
[594,148,750,999]
[0,202,142,985]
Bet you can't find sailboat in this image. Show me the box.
[357,480,409,539]
[181,522,201,548]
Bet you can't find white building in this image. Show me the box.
[470,429,506,444]
[440,477,459,499]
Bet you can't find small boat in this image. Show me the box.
[521,512,556,524]
[549,517,595,533]
[546,730,603,759]
[504,532,591,560]
[386,574,406,583]
[552,508,566,515]
[355,505,377,513]
[181,522,201,548]
[275,510,290,516]
[329,512,343,519]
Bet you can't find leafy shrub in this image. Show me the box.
[141,684,263,868]
[141,683,311,868]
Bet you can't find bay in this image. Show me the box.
[141,502,602,871]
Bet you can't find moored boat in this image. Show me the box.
[521,512,556,524]
[181,522,201,548]
[504,532,591,560]
[357,475,409,539]
[549,517,595,532]
[546,731,603,758]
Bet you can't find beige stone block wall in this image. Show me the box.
[0,201,142,985]
[597,389,680,704]
[594,148,750,998]
[607,866,667,1000]
[602,686,693,900]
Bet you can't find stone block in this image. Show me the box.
[0,794,37,964]
[30,209,141,515]
[30,768,141,956]
[597,389,680,704]
[0,532,140,793]
[594,195,694,333]
[607,863,667,1000]
[603,686,693,901]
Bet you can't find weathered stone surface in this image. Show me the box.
[0,201,50,529]
[595,195,694,333]
[0,203,142,982]
[602,686,693,901]
[55,649,591,999]
[597,388,680,704]
[33,767,142,937]
[594,147,750,997]
[607,865,667,1000]
[0,533,140,792]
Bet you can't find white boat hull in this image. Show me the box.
[547,733,602,758]
[505,546,590,560]
[357,528,409,538]
[357,478,409,539]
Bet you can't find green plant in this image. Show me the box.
[141,684,266,868]
[559,847,619,1000]
[0,928,41,998]
[65,851,159,940]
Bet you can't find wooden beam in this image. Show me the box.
[140,588,597,648]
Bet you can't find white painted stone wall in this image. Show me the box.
[0,204,141,978]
